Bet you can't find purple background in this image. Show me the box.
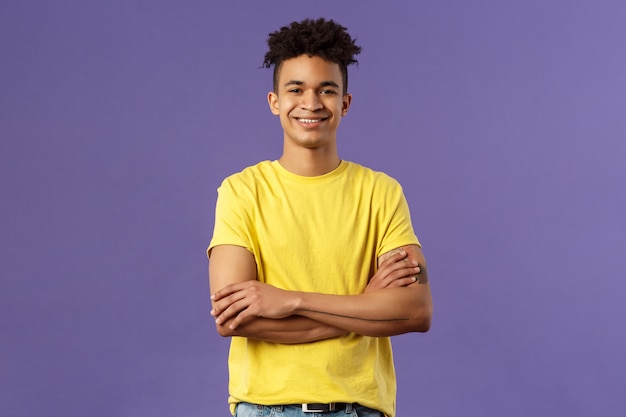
[1,1,625,416]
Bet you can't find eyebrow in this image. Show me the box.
[283,80,340,88]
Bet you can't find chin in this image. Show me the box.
[295,134,331,146]
[300,140,330,149]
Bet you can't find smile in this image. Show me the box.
[296,118,327,123]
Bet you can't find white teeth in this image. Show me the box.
[299,118,322,123]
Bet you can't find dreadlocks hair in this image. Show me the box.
[262,18,362,95]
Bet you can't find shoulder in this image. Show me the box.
[219,161,275,190]
[222,160,273,182]
[343,161,403,191]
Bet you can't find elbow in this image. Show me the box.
[413,315,431,333]
[409,308,432,333]
[215,323,235,338]
[409,291,433,333]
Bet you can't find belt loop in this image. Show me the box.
[345,403,353,414]
[271,405,284,412]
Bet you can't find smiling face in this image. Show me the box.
[268,55,352,152]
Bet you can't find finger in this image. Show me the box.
[379,250,408,267]
[369,253,415,287]
[380,265,421,286]
[226,298,265,329]
[369,259,416,287]
[228,308,254,330]
[211,290,248,318]
[386,276,420,288]
[215,298,251,325]
[211,281,252,302]
[393,265,421,279]
[211,287,234,302]
[211,292,239,316]
[379,258,419,278]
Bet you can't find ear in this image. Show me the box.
[268,91,280,115]
[341,93,352,116]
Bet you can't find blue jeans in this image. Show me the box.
[234,402,383,417]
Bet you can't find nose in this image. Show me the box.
[300,90,323,111]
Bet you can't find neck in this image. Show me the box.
[278,145,341,177]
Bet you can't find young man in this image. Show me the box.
[208,18,432,417]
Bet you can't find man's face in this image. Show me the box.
[268,55,351,151]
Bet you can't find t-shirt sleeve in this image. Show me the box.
[377,179,421,257]
[207,178,254,258]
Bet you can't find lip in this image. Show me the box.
[294,117,329,127]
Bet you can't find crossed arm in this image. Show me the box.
[208,244,432,343]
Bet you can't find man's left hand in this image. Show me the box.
[211,281,296,330]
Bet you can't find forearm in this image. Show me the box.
[294,285,432,337]
[215,315,347,344]
[210,245,433,338]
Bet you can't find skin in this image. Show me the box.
[209,54,433,343]
[268,55,351,176]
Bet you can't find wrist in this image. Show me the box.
[291,291,305,315]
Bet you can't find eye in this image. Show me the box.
[320,89,336,95]
[288,88,302,93]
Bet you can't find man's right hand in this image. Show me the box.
[365,247,421,293]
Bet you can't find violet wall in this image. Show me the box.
[1,1,625,416]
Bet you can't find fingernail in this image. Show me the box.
[210,294,215,300]
[210,309,215,315]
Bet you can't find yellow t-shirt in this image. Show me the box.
[208,160,420,417]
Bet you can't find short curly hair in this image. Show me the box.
[263,18,362,94]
